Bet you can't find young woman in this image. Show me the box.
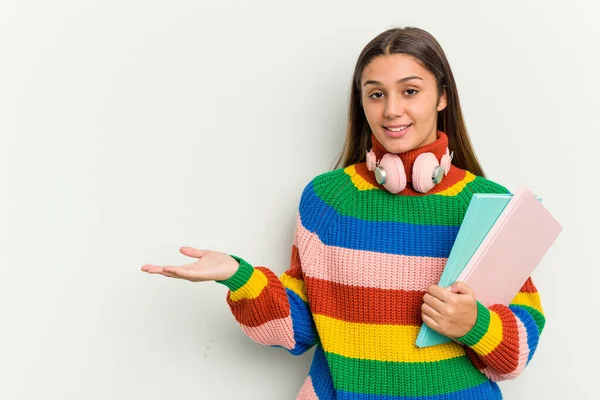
[142,26,545,399]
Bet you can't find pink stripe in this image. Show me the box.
[296,376,319,399]
[481,317,530,381]
[294,213,318,251]
[296,220,446,291]
[293,213,301,247]
[240,316,296,350]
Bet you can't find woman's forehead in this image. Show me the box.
[361,54,432,84]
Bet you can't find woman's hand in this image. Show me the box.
[421,281,478,339]
[141,247,240,282]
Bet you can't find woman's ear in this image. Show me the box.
[437,88,448,112]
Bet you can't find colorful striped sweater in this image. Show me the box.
[216,132,545,399]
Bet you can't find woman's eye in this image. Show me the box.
[369,92,384,99]
[405,89,418,96]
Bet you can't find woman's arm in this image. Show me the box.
[456,278,545,381]
[216,235,318,355]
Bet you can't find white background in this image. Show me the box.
[1,0,598,399]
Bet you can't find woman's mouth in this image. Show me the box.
[384,124,412,138]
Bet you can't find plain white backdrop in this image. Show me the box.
[1,0,598,399]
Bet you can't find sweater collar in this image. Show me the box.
[370,130,449,183]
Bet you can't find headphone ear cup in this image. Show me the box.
[440,148,452,175]
[412,153,439,193]
[379,154,407,194]
[366,150,377,171]
[440,154,451,175]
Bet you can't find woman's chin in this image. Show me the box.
[381,138,416,154]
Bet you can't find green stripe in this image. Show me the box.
[468,175,510,195]
[325,352,488,397]
[312,170,466,225]
[215,255,254,291]
[311,169,508,225]
[458,301,491,346]
[516,304,546,334]
[343,188,469,225]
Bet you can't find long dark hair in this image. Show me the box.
[333,27,486,178]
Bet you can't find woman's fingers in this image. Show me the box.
[423,293,445,313]
[141,247,218,282]
[141,264,165,273]
[160,271,184,279]
[163,265,204,281]
[141,265,189,280]
[179,246,209,259]
[421,313,439,330]
[421,302,440,319]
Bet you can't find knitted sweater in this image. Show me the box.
[217,132,545,399]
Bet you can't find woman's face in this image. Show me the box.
[360,53,447,154]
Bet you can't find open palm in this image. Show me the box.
[141,246,239,282]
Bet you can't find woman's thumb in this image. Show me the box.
[180,246,209,259]
[449,281,473,295]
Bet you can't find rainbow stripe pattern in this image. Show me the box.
[217,137,545,399]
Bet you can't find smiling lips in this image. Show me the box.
[384,123,412,138]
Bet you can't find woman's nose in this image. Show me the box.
[384,94,404,119]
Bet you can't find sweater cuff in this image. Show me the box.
[215,255,254,291]
[456,301,491,346]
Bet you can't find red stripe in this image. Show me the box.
[227,267,290,327]
[465,347,487,371]
[305,276,424,325]
[479,305,520,374]
[285,245,303,280]
[519,277,538,293]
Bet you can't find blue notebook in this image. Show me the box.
[415,192,541,348]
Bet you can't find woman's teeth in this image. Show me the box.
[388,125,410,132]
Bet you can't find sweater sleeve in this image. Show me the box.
[215,212,318,356]
[214,170,349,355]
[456,277,545,381]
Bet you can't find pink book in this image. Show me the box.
[455,185,562,306]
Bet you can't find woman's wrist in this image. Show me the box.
[215,255,252,290]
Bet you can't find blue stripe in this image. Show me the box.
[337,380,502,399]
[510,305,540,365]
[300,182,459,257]
[286,289,317,355]
[308,345,337,399]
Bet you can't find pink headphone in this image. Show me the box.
[366,147,454,194]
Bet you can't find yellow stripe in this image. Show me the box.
[437,171,476,196]
[230,269,268,302]
[313,314,465,362]
[344,165,477,195]
[511,292,544,315]
[344,165,377,191]
[471,311,503,355]
[281,273,308,302]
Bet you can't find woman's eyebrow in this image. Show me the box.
[363,76,424,87]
